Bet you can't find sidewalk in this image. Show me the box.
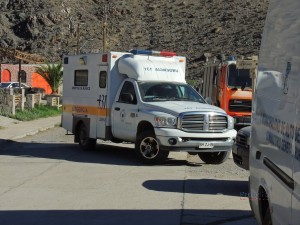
[0,115,61,141]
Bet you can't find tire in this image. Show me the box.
[198,151,230,164]
[78,124,96,151]
[135,131,169,164]
[262,207,272,225]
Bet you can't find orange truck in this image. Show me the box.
[199,56,258,127]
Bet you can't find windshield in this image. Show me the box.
[227,64,252,88]
[138,81,206,103]
[0,83,10,88]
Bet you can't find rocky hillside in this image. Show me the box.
[0,0,269,79]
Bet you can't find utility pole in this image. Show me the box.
[102,5,108,52]
[18,59,21,88]
[76,23,80,54]
[76,22,85,54]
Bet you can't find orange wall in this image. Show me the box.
[32,73,52,94]
[2,69,11,82]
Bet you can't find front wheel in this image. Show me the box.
[262,207,272,225]
[78,124,96,151]
[135,131,169,164]
[198,151,230,164]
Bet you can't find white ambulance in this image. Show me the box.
[61,49,236,164]
[249,0,300,224]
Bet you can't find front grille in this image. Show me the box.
[229,99,252,112]
[179,113,228,132]
[236,133,248,146]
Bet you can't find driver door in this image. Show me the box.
[112,81,138,141]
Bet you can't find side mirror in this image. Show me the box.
[205,97,212,105]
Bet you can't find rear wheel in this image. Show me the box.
[198,151,230,164]
[78,124,96,151]
[135,131,169,164]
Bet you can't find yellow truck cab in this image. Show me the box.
[249,0,300,224]
[62,50,236,164]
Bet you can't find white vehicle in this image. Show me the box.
[61,49,236,164]
[249,0,300,224]
[0,82,29,89]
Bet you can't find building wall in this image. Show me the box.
[0,64,52,94]
[0,64,27,84]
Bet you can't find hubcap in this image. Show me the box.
[140,137,159,159]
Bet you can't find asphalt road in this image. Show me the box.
[0,127,257,225]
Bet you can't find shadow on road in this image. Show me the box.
[0,139,199,167]
[0,139,256,225]
[143,179,248,197]
[0,209,255,225]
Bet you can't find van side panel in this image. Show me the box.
[250,0,300,224]
[292,61,300,223]
[293,95,300,224]
[62,54,108,139]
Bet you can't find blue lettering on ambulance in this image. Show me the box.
[72,86,90,90]
[155,68,179,73]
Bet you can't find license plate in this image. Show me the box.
[199,142,214,149]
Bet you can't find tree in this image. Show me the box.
[35,62,63,94]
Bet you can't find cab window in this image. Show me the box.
[118,81,137,104]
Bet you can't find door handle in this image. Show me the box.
[114,107,120,111]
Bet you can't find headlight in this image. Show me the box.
[228,116,234,129]
[154,116,177,127]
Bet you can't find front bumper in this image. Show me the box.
[232,143,249,170]
[155,128,237,152]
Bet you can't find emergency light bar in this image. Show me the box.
[130,49,176,57]
[227,56,236,61]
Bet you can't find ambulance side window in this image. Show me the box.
[74,70,88,86]
[99,71,107,88]
[118,81,137,104]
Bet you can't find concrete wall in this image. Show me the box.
[0,88,43,115]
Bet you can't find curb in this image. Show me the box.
[0,123,60,143]
[11,123,61,140]
[0,116,61,142]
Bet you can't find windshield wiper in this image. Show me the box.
[148,97,168,101]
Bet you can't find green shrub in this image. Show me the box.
[9,105,62,121]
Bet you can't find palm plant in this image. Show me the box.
[35,62,63,94]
